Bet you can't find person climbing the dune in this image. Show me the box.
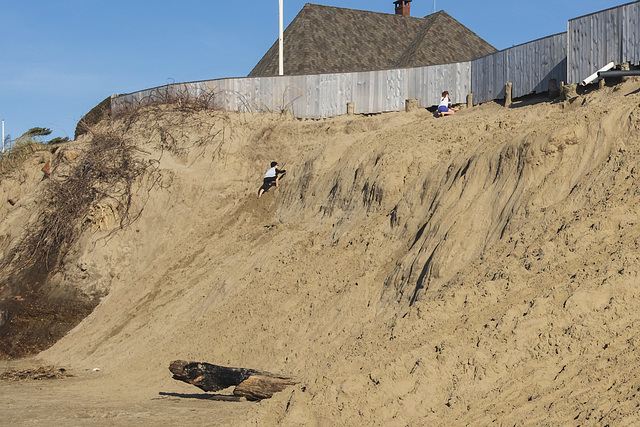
[258,161,287,198]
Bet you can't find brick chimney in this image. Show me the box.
[394,0,411,16]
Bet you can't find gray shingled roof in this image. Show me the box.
[249,4,497,77]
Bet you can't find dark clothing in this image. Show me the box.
[258,168,286,195]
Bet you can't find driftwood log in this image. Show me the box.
[169,360,297,400]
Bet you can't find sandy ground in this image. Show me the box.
[1,78,640,425]
[1,357,255,426]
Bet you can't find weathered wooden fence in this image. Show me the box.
[112,1,640,118]
[471,33,567,105]
[568,0,640,84]
[112,62,471,119]
[214,64,471,117]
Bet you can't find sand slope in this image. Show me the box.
[2,79,640,425]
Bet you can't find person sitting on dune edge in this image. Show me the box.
[258,161,287,198]
[438,91,459,117]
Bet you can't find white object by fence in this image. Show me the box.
[581,62,615,86]
[568,1,640,84]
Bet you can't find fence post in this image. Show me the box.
[467,93,473,109]
[347,102,355,116]
[405,99,418,112]
[505,82,512,108]
[621,62,630,82]
[561,82,578,100]
[548,79,559,99]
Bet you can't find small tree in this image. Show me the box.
[12,128,68,147]
[48,136,70,145]
[21,127,52,140]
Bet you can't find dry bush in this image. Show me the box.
[112,81,304,127]
[0,88,235,357]
[0,366,71,381]
[0,127,153,358]
[0,142,51,178]
[2,130,148,275]
[4,86,230,278]
[113,85,234,164]
[113,84,223,121]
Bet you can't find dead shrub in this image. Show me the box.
[2,130,148,275]
[113,83,223,122]
[111,85,234,164]
[0,366,72,381]
[0,142,51,179]
[0,127,154,358]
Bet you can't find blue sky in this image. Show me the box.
[0,0,629,142]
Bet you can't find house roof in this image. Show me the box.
[248,4,497,77]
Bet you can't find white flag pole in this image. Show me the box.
[279,0,284,76]
[2,119,5,154]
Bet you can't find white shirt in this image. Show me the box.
[264,166,277,178]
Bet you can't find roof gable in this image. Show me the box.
[249,4,496,77]
[394,11,496,67]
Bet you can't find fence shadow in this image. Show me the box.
[508,92,559,109]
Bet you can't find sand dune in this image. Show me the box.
[2,79,640,425]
